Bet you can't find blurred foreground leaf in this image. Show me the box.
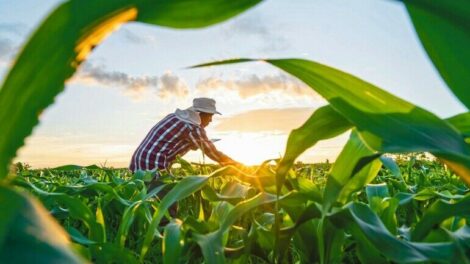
[403,0,470,109]
[0,0,261,179]
[0,186,83,263]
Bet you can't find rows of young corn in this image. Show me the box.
[0,0,469,263]
[11,155,470,263]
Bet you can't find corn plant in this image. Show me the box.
[11,155,470,263]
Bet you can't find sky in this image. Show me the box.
[0,0,466,168]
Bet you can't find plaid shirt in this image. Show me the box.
[129,113,230,172]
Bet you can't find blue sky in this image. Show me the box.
[0,0,466,167]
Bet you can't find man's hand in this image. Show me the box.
[220,158,244,168]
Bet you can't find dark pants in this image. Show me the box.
[147,177,178,223]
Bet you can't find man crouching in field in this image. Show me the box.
[129,98,241,221]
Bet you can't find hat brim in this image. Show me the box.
[189,106,221,115]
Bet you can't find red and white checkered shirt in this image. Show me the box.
[129,113,230,172]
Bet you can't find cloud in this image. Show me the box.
[0,38,17,65]
[225,14,289,51]
[0,23,29,65]
[72,63,188,99]
[0,23,28,36]
[77,63,158,92]
[119,27,158,45]
[0,38,15,59]
[196,73,319,99]
[229,16,270,37]
[159,72,189,98]
[215,107,316,133]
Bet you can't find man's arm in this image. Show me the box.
[188,126,238,165]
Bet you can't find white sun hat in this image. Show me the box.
[189,97,221,115]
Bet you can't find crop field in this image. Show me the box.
[10,154,470,263]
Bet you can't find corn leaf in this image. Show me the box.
[140,175,210,260]
[194,192,281,264]
[365,183,390,203]
[323,130,382,209]
[276,104,352,192]
[403,0,470,109]
[449,226,470,258]
[115,201,144,247]
[446,112,470,137]
[136,0,262,28]
[67,227,97,246]
[95,243,139,264]
[277,203,322,261]
[192,58,470,184]
[412,195,470,241]
[163,219,183,264]
[0,187,83,263]
[329,202,462,263]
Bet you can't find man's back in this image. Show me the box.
[129,112,230,172]
[130,113,194,172]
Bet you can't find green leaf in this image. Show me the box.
[412,195,470,241]
[207,202,234,231]
[380,198,400,235]
[51,165,85,171]
[193,232,225,264]
[193,58,470,184]
[449,226,470,260]
[278,203,322,261]
[136,0,262,28]
[0,0,261,179]
[95,198,106,243]
[25,178,132,206]
[266,58,470,182]
[54,195,105,243]
[95,243,139,264]
[446,112,470,137]
[329,202,459,263]
[67,227,97,246]
[140,176,210,260]
[0,187,82,263]
[132,170,155,182]
[291,220,321,263]
[413,189,465,201]
[292,176,323,204]
[194,192,282,264]
[201,181,251,204]
[214,165,276,190]
[52,164,100,171]
[319,219,345,264]
[163,219,183,264]
[276,104,352,192]
[379,156,403,180]
[365,183,390,203]
[403,0,470,109]
[115,201,144,247]
[324,130,381,209]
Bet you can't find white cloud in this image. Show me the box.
[158,72,189,98]
[71,63,189,100]
[196,73,320,99]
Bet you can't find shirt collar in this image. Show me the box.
[174,108,201,126]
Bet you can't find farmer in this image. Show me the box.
[129,98,240,223]
[129,97,240,174]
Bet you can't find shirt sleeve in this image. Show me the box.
[188,125,231,163]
